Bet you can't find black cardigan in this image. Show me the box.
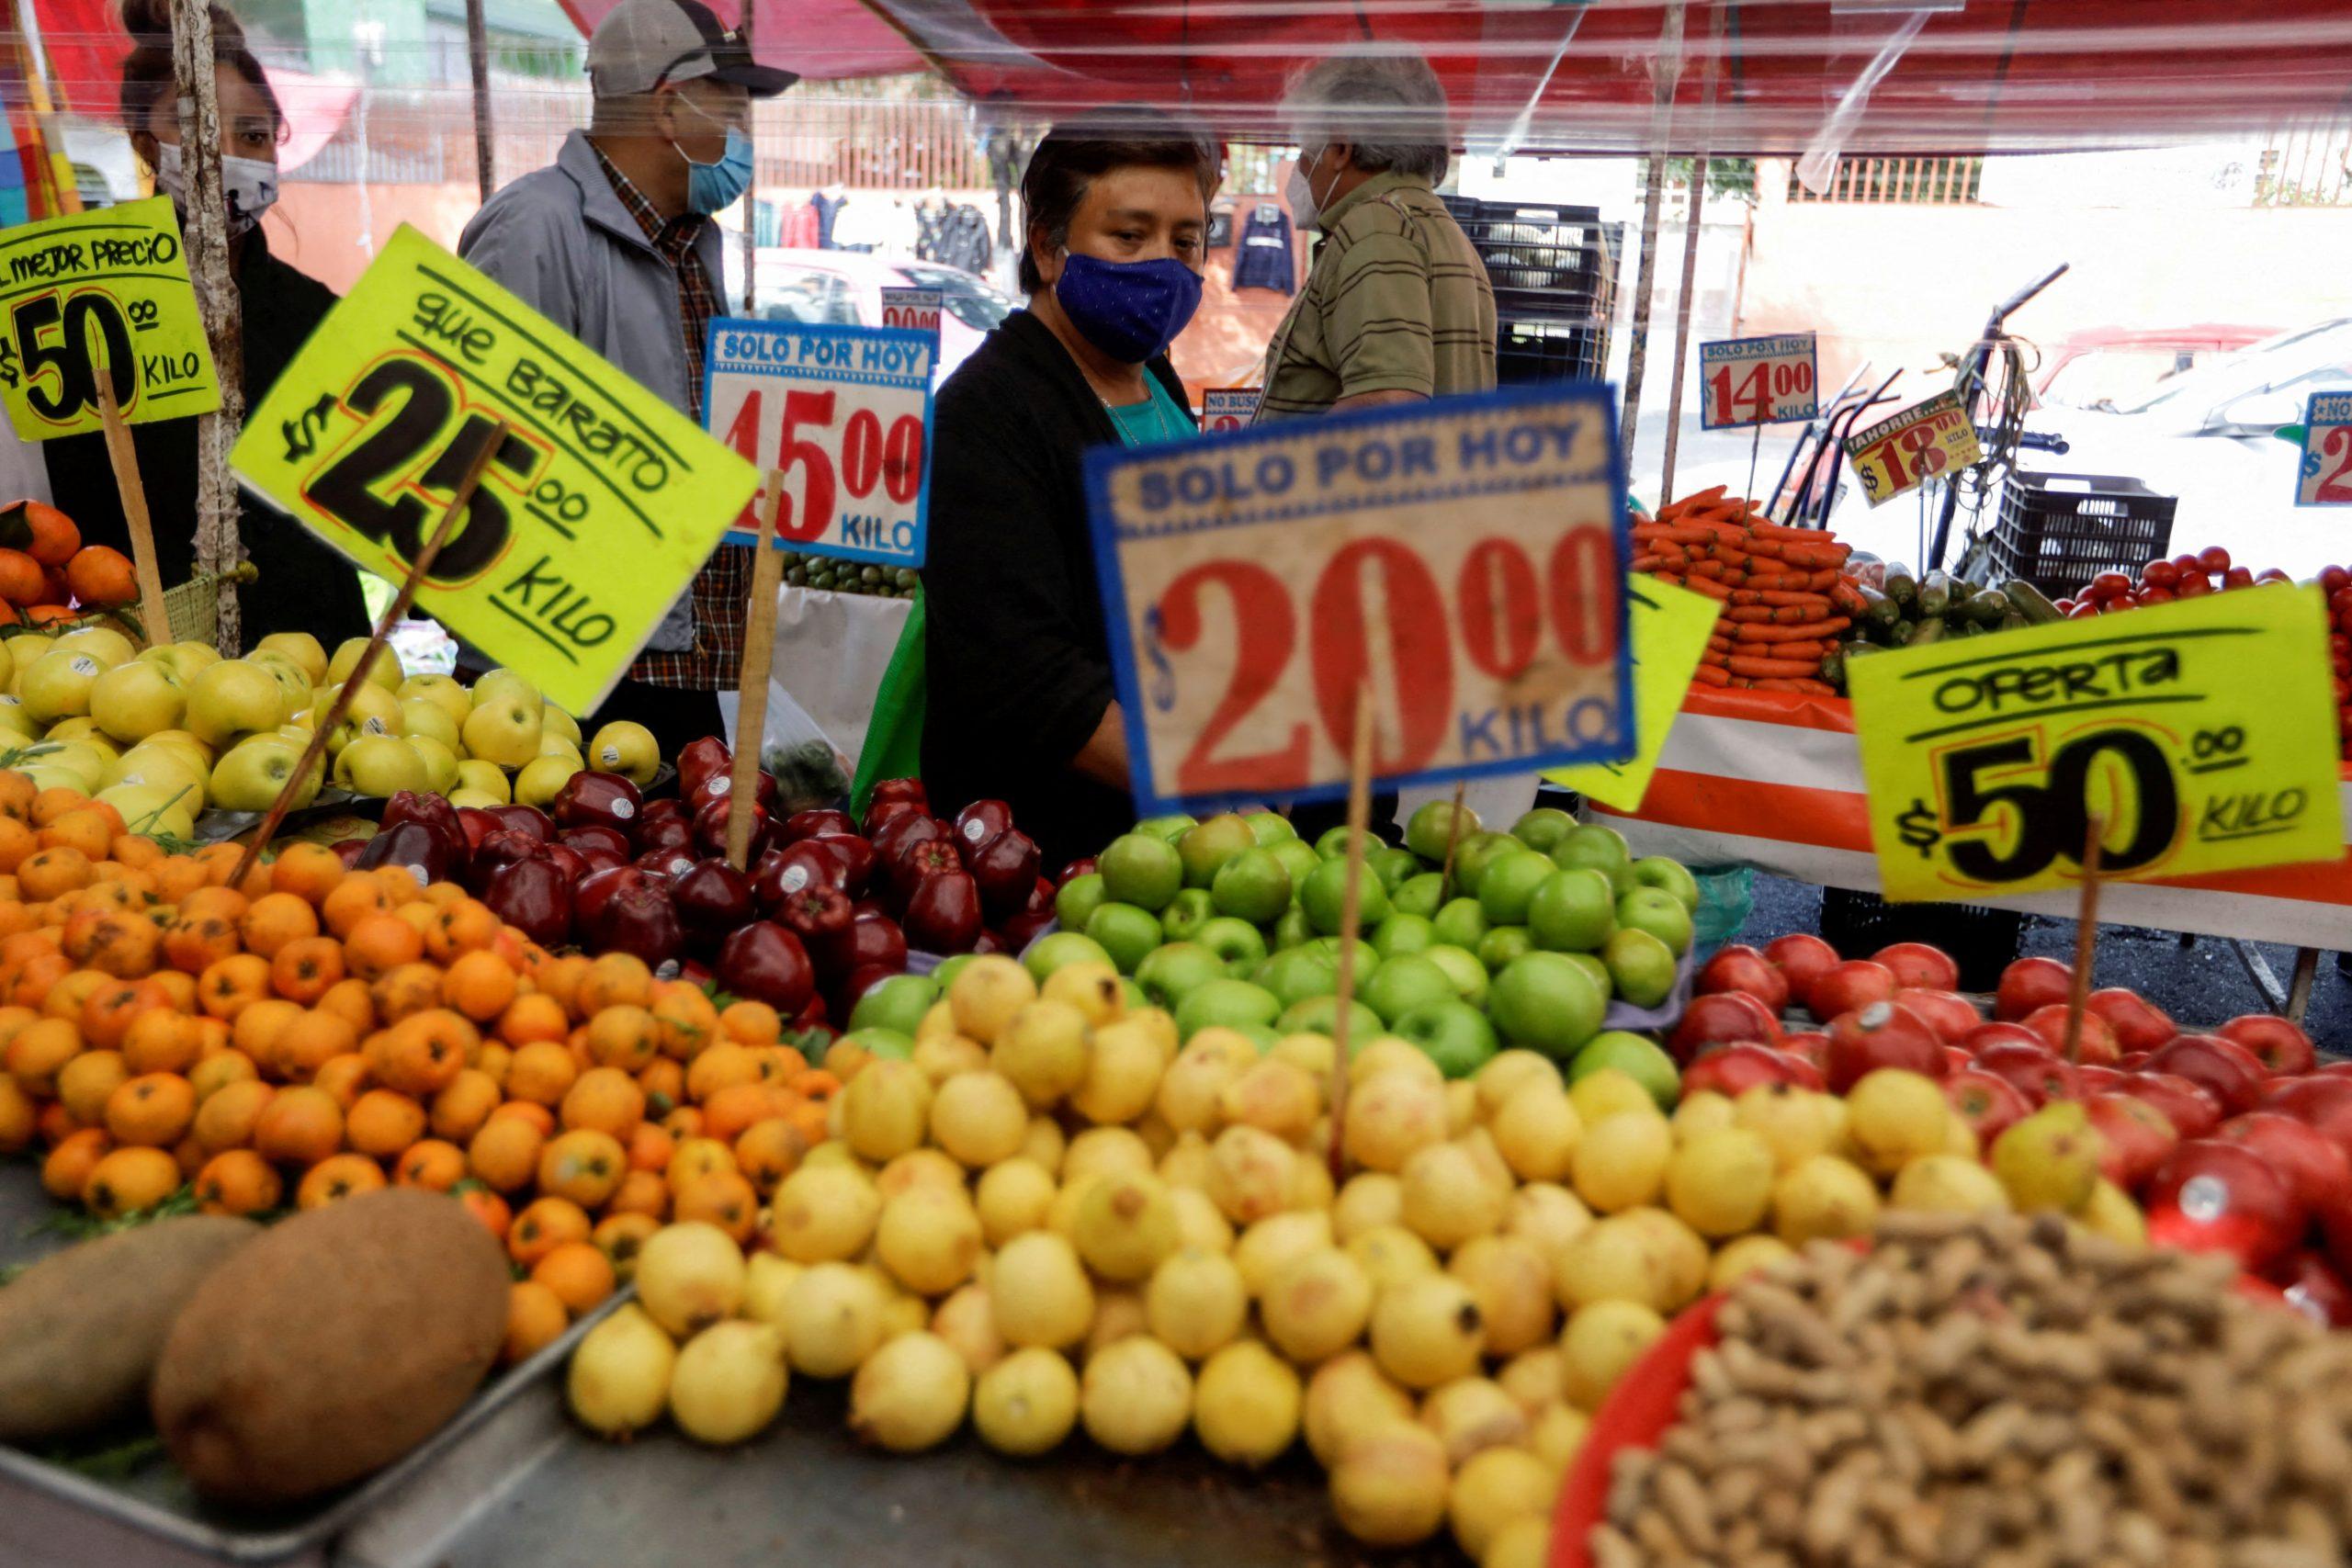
[920,309,1192,873]
[42,229,369,649]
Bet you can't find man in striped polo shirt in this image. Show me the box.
[1255,50,1498,422]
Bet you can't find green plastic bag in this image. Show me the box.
[1690,863,1756,960]
[850,586,926,817]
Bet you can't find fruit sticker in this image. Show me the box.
[1545,575,1722,811]
[1848,583,2344,901]
[1086,383,1635,815]
[0,196,220,439]
[2296,389,2352,505]
[1698,333,1817,430]
[703,318,934,568]
[229,226,758,716]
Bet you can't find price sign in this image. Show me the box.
[877,287,941,338]
[0,196,219,439]
[1202,387,1261,433]
[231,225,757,716]
[1849,585,2343,902]
[1699,333,1817,430]
[705,319,933,567]
[1088,385,1634,815]
[1545,575,1722,811]
[1844,389,1983,508]
[2296,390,2352,505]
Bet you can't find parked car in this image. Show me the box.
[719,248,1014,386]
[2034,323,2278,410]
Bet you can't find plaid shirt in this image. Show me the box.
[592,141,752,693]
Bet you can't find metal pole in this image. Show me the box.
[1657,6,1722,503]
[739,1,758,312]
[170,0,245,651]
[464,0,495,202]
[1617,3,1684,471]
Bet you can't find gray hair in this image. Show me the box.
[1283,49,1452,184]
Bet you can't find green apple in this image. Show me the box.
[1630,855,1702,912]
[87,659,184,744]
[1569,1031,1680,1110]
[1564,952,1613,1001]
[1615,887,1694,957]
[1430,897,1489,950]
[1135,814,1196,844]
[1602,928,1678,1010]
[1313,824,1356,859]
[1271,906,1315,952]
[1451,831,1520,897]
[1175,977,1283,1039]
[1255,946,1340,1010]
[209,734,319,812]
[1404,798,1483,863]
[1277,995,1380,1043]
[1510,807,1577,854]
[1160,887,1216,942]
[1370,912,1434,961]
[585,719,662,787]
[1136,942,1227,1010]
[1179,814,1259,888]
[850,973,939,1036]
[1085,902,1166,975]
[1487,951,1606,1060]
[1211,847,1291,923]
[1393,998,1498,1078]
[1306,935,1380,976]
[1245,811,1297,846]
[513,754,579,809]
[1301,855,1392,936]
[1194,916,1270,970]
[1269,839,1321,891]
[1390,872,1445,919]
[1476,849,1557,926]
[1420,943,1489,1007]
[932,954,979,993]
[1366,846,1421,894]
[1023,931,1115,983]
[1123,978,1150,1012]
[1361,953,1457,1025]
[1526,867,1617,953]
[1099,832,1183,912]
[1054,872,1107,933]
[1478,925,1535,973]
[460,690,543,769]
[842,1027,913,1062]
[1551,823,1634,892]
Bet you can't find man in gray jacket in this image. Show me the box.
[459,0,791,755]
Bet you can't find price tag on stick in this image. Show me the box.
[2296,390,2352,506]
[1698,333,1817,430]
[703,319,934,567]
[1201,388,1261,433]
[1844,389,1983,508]
[1546,575,1722,812]
[1849,585,2345,902]
[876,287,941,339]
[0,196,220,439]
[232,226,758,716]
[1087,385,1636,816]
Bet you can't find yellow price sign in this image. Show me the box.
[1849,585,2344,902]
[1843,389,1982,508]
[0,196,219,440]
[1547,576,1720,811]
[232,226,758,715]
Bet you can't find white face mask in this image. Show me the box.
[1285,149,1328,231]
[153,142,279,237]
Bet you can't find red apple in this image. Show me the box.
[1947,1069,2032,1148]
[999,908,1058,954]
[2086,987,2178,1054]
[967,829,1044,923]
[717,920,816,1014]
[637,817,694,859]
[551,771,644,839]
[864,796,922,837]
[1973,1041,2081,1108]
[891,839,966,907]
[634,846,695,883]
[560,825,632,862]
[904,869,985,954]
[2146,1034,2268,1116]
[1893,987,1979,1044]
[2263,1076,2352,1164]
[2144,1140,2306,1271]
[676,735,730,795]
[1779,1031,1829,1072]
[2218,1014,2317,1078]
[820,909,910,978]
[1871,941,1959,992]
[2086,1093,2180,1190]
[953,799,1016,859]
[1056,857,1098,886]
[574,865,651,930]
[487,804,554,843]
[1681,1043,1823,1099]
[2275,1249,2352,1329]
[637,797,688,833]
[871,810,945,867]
[1942,1045,1973,1076]
[1995,956,2073,1021]
[1696,945,1791,1014]
[1962,1021,2045,1055]
[2120,1071,2226,1141]
[2077,1064,2127,1093]
[1666,991,1782,1066]
[671,858,755,944]
[1823,1001,1946,1092]
[590,880,684,968]
[781,808,856,844]
[1764,933,1838,1000]
[2018,1004,2119,1065]
[1806,960,1898,1022]
[482,856,571,948]
[753,840,851,914]
[2221,1111,2352,1213]
[2320,1062,2352,1079]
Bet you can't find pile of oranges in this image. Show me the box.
[0,769,839,1366]
[0,500,139,626]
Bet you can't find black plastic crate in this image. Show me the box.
[1987,471,2177,598]
[1439,195,1618,333]
[1818,886,2025,994]
[1495,315,1611,385]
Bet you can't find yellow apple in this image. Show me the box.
[140,729,215,772]
[0,636,15,694]
[406,734,460,795]
[16,761,91,796]
[41,716,118,754]
[210,734,320,813]
[328,637,403,693]
[89,659,186,744]
[335,732,429,798]
[140,642,216,683]
[513,754,579,809]
[470,669,542,716]
[20,649,106,724]
[536,730,585,761]
[54,626,135,669]
[586,721,660,786]
[246,652,314,721]
[398,674,471,729]
[399,699,461,751]
[37,739,110,793]
[106,744,208,809]
[326,682,403,759]
[453,759,510,802]
[448,787,505,810]
[540,705,581,746]
[187,660,288,747]
[461,694,541,769]
[253,631,326,684]
[0,695,35,741]
[99,781,198,840]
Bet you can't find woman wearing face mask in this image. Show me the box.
[42,0,368,649]
[917,109,1217,871]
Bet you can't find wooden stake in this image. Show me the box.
[2060,812,2106,1065]
[230,421,507,884]
[90,357,171,647]
[725,472,789,871]
[1327,680,1376,1180]
[1437,779,1470,900]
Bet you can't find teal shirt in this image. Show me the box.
[1106,377,1195,447]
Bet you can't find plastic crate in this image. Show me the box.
[1494,315,1612,386]
[1439,195,1619,333]
[1987,471,2177,598]
[1817,886,2025,993]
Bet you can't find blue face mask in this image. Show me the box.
[1053,253,1204,365]
[676,113,752,215]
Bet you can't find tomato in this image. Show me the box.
[2137,587,2174,604]
[2199,545,2233,573]
[2067,601,2100,618]
[2335,676,2349,706]
[2054,598,2076,613]
[2222,566,2255,590]
[2140,558,2179,589]
[2089,571,2132,601]
[2323,565,2350,594]
[2177,572,2211,597]
[2257,568,2292,584]
[2174,553,2205,576]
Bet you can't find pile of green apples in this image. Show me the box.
[1031,802,1701,1092]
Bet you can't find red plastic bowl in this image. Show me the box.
[1549,1293,1724,1568]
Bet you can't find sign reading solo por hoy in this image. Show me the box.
[1844,388,1984,508]
[1201,388,1261,434]
[1087,385,1636,816]
[2297,390,2352,506]
[1698,333,1817,430]
[877,287,941,339]
[0,195,220,440]
[704,318,934,567]
[231,225,758,716]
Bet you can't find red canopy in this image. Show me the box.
[852,0,2352,155]
[551,0,926,83]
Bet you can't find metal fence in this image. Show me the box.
[1785,156,1984,204]
[2256,123,2352,206]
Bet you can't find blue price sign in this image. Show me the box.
[1700,333,1818,430]
[2297,390,2352,506]
[1086,385,1635,816]
[702,319,934,565]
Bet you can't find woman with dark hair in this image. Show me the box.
[42,0,367,649]
[918,108,1217,869]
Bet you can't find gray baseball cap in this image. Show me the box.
[587,0,796,99]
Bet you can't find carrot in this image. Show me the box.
[1656,484,1727,521]
[1756,590,1833,610]
[1773,543,1849,570]
[1687,559,1727,580]
[1706,543,1751,568]
[1706,635,1735,654]
[1632,525,1716,547]
[1679,574,1734,601]
[1690,662,1732,686]
[1724,604,1809,625]
[1752,638,1829,662]
[1828,580,1870,616]
[1734,616,1850,644]
[1631,555,1667,573]
[1807,568,1843,592]
[1728,655,1827,679]
[1651,539,1690,568]
[1750,677,1839,695]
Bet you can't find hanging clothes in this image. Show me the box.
[812,187,848,249]
[779,199,820,250]
[1206,200,1236,250]
[933,203,992,276]
[1231,200,1296,295]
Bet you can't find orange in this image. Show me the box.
[424,898,501,964]
[238,892,318,959]
[0,1076,33,1155]
[171,1133,209,1180]
[104,1071,196,1147]
[55,1048,130,1127]
[109,832,164,869]
[321,876,394,938]
[606,1168,669,1219]
[40,1127,112,1200]
[270,935,345,1004]
[7,950,71,1010]
[311,1052,372,1109]
[194,1148,282,1216]
[38,809,114,862]
[376,1009,475,1096]
[83,1145,181,1218]
[662,1105,704,1141]
[120,1006,199,1075]
[476,1041,513,1089]
[583,1005,659,1073]
[491,1099,555,1135]
[685,1043,768,1102]
[590,1211,660,1276]
[440,949,517,1023]
[506,1196,591,1268]
[63,910,160,978]
[505,1041,578,1107]
[467,1115,544,1193]
[374,863,430,905]
[253,1085,344,1166]
[390,900,439,942]
[162,912,242,975]
[197,953,271,1020]
[345,1088,428,1158]
[17,846,93,900]
[272,1009,357,1081]
[150,967,198,1014]
[370,961,447,1024]
[503,1280,571,1364]
[530,1242,616,1316]
[296,1152,386,1209]
[178,886,250,926]
[268,841,346,906]
[187,1048,258,1101]
[82,977,165,1050]
[0,769,32,820]
[575,953,653,1016]
[496,992,570,1048]
[394,1137,466,1190]
[0,546,41,605]
[559,1066,645,1138]
[29,786,91,829]
[343,913,424,980]
[718,999,783,1045]
[672,1169,759,1244]
[648,983,718,1062]
[734,1117,810,1196]
[664,1135,737,1193]
[316,976,376,1035]
[637,1057,684,1116]
[429,1069,503,1144]
[626,1120,675,1174]
[151,853,209,904]
[532,954,591,1016]
[457,1184,512,1241]
[537,1128,627,1208]
[17,500,82,566]
[0,818,30,874]
[194,841,267,897]
[192,1077,275,1153]
[709,1080,793,1146]
[41,967,109,1025]
[230,997,303,1065]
